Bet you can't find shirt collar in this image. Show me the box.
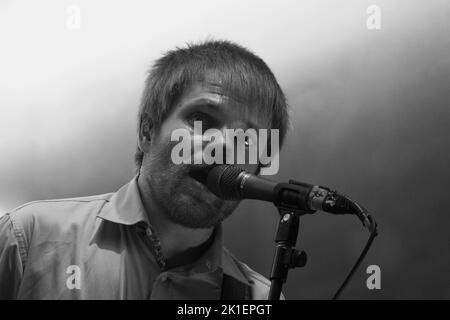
[97,175,251,286]
[97,175,149,225]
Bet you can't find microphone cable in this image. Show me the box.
[331,195,378,300]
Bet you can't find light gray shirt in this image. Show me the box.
[0,176,273,299]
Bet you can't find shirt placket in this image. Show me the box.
[144,225,167,271]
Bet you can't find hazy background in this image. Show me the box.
[1,0,449,299]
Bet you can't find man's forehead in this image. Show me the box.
[180,81,270,128]
[190,79,240,103]
[197,71,254,104]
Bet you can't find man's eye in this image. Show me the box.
[244,136,254,147]
[187,112,215,130]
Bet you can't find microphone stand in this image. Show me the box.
[268,207,308,300]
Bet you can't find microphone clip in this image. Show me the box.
[268,206,309,300]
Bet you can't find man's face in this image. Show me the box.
[140,81,270,229]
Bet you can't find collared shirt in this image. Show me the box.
[0,176,273,300]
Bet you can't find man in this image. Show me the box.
[0,40,289,299]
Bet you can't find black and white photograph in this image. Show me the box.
[0,0,449,304]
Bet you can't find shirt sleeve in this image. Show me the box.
[0,214,24,299]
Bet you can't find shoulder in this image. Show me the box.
[6,193,113,244]
[8,193,113,222]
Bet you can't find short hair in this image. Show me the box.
[135,40,289,168]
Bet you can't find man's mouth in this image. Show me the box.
[187,165,225,202]
[187,165,215,186]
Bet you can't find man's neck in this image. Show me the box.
[137,175,214,268]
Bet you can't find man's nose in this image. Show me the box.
[202,134,236,165]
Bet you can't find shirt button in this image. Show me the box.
[145,228,152,237]
[205,260,211,270]
[160,273,168,282]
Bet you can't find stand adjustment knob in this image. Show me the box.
[291,250,307,268]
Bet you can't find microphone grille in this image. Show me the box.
[206,165,245,200]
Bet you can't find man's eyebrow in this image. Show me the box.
[184,98,227,113]
[184,98,262,129]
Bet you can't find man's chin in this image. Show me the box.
[148,171,238,228]
[168,188,237,229]
[167,201,224,229]
[182,190,224,217]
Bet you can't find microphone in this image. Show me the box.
[194,165,378,301]
[201,165,357,215]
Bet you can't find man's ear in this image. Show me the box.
[138,114,153,153]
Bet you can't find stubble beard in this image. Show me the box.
[143,142,239,229]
